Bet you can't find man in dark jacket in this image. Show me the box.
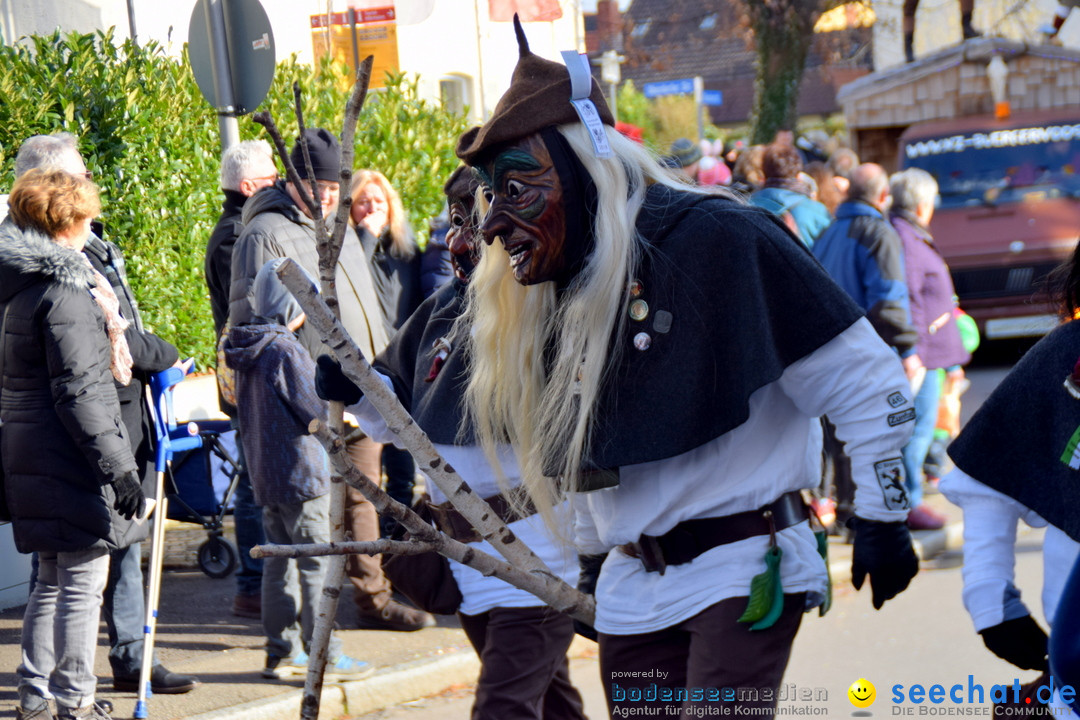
[813,162,921,363]
[206,140,280,338]
[228,129,435,632]
[205,139,279,620]
[13,133,199,695]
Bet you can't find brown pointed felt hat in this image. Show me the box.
[456,14,614,165]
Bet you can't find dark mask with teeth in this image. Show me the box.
[475,129,596,287]
[443,166,482,282]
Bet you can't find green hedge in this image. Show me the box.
[0,30,468,366]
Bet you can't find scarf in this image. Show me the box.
[86,262,133,386]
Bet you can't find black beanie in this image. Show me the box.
[290,128,341,183]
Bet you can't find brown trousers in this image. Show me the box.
[599,593,805,720]
[344,433,392,613]
[458,606,587,720]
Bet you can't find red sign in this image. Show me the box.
[310,7,395,28]
[488,0,562,22]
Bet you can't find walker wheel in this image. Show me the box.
[197,536,238,579]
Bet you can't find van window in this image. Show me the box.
[901,123,1080,209]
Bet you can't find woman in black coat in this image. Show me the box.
[1,169,143,720]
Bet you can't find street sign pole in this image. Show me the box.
[204,0,240,152]
[693,75,704,142]
[349,8,361,77]
[599,49,623,124]
[190,0,275,158]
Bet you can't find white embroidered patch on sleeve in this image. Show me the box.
[873,457,911,511]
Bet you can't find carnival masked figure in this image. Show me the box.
[454,16,921,719]
[939,241,1080,718]
[317,165,587,720]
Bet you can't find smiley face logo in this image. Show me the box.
[848,678,876,708]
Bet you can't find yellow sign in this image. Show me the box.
[310,7,399,89]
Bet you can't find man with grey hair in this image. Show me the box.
[0,135,88,224]
[10,133,199,699]
[814,163,919,361]
[13,133,86,181]
[812,162,922,532]
[204,138,278,622]
[206,139,278,335]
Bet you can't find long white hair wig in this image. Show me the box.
[461,122,735,527]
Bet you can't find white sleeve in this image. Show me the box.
[345,371,403,446]
[777,317,914,522]
[571,492,610,555]
[939,468,1040,632]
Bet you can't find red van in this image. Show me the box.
[898,108,1080,338]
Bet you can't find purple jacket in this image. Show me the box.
[890,211,971,370]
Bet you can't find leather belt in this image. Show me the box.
[619,491,809,575]
[428,493,536,545]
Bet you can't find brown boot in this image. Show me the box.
[357,599,436,632]
[231,593,261,619]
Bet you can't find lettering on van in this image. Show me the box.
[904,123,1080,158]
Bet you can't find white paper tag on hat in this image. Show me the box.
[561,50,612,158]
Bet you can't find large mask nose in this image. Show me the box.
[447,226,471,257]
[480,205,510,246]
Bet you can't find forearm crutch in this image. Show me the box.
[135,365,202,719]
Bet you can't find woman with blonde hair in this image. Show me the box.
[350,169,425,526]
[2,169,143,720]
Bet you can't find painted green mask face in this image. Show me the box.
[477,134,567,286]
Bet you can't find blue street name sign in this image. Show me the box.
[702,89,723,106]
[642,78,694,98]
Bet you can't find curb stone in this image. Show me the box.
[184,651,481,720]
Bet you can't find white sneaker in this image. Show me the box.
[262,651,309,679]
[326,655,375,681]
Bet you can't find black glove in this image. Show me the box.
[112,471,145,521]
[574,553,607,641]
[315,355,362,405]
[849,517,919,609]
[980,615,1049,671]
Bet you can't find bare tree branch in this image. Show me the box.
[325,56,373,276]
[274,258,594,623]
[253,539,439,559]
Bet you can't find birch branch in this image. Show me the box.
[275,258,594,622]
[292,81,322,229]
[253,539,438,559]
[304,418,594,623]
[324,55,373,276]
[254,62,372,720]
[250,111,320,223]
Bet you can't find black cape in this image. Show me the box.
[377,185,865,480]
[948,319,1080,543]
[373,279,471,442]
[584,185,862,473]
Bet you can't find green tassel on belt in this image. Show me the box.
[737,545,784,630]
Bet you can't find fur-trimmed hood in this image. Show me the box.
[0,218,94,303]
